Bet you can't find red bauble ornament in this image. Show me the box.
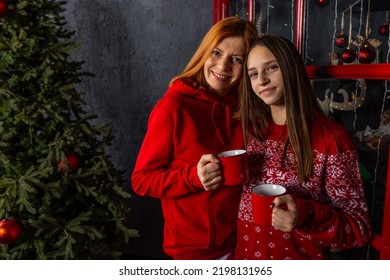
[315,0,329,7]
[358,42,376,64]
[58,153,80,173]
[341,46,356,63]
[0,0,8,17]
[0,219,22,244]
[378,22,389,36]
[335,33,348,48]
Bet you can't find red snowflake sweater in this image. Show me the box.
[234,115,372,260]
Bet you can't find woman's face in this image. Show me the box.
[203,37,245,96]
[247,45,285,107]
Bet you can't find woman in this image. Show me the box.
[131,17,258,260]
[234,34,371,259]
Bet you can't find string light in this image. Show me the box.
[266,0,271,34]
[290,0,294,43]
[304,0,309,64]
[332,0,339,55]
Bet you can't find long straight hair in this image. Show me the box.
[237,34,325,181]
[170,17,258,91]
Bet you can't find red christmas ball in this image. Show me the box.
[0,0,8,17]
[379,23,389,36]
[0,219,22,244]
[315,0,329,7]
[335,33,348,48]
[341,47,356,63]
[358,43,376,64]
[58,153,80,173]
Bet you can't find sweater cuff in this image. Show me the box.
[187,165,204,191]
[295,196,314,229]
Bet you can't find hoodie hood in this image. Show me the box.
[167,79,238,145]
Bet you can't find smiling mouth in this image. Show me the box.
[212,71,230,80]
[259,87,274,94]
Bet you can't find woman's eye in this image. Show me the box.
[232,56,243,64]
[212,50,221,57]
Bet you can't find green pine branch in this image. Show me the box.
[0,0,139,259]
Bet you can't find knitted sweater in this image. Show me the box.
[234,116,371,260]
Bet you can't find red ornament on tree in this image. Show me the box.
[0,219,22,244]
[378,21,389,36]
[58,153,80,173]
[0,0,8,17]
[315,0,329,7]
[341,46,356,63]
[335,33,348,48]
[358,42,376,64]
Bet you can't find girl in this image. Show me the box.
[234,34,371,259]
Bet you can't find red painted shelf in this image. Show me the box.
[306,64,390,80]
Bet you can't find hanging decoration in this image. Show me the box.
[379,21,389,36]
[341,46,357,63]
[358,40,377,64]
[0,0,8,17]
[0,218,22,244]
[57,153,80,174]
[354,0,381,64]
[315,0,330,7]
[335,11,348,48]
[341,5,357,64]
[378,12,389,36]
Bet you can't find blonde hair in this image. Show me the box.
[170,17,258,89]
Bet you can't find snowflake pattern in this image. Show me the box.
[268,242,276,249]
[235,121,371,260]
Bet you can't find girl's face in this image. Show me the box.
[247,45,285,107]
[203,37,245,96]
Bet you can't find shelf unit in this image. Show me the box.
[214,0,390,259]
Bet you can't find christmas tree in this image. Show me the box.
[0,0,139,259]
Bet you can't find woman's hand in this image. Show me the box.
[271,194,299,232]
[197,154,222,191]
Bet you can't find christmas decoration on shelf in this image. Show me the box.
[341,46,357,63]
[0,218,22,244]
[356,109,390,150]
[0,0,139,259]
[358,39,377,64]
[317,79,367,116]
[335,12,348,48]
[0,0,8,17]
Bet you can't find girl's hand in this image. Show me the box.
[197,154,222,191]
[271,194,299,232]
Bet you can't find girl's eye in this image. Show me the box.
[248,72,258,79]
[267,64,279,72]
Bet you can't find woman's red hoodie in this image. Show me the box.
[131,79,245,259]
